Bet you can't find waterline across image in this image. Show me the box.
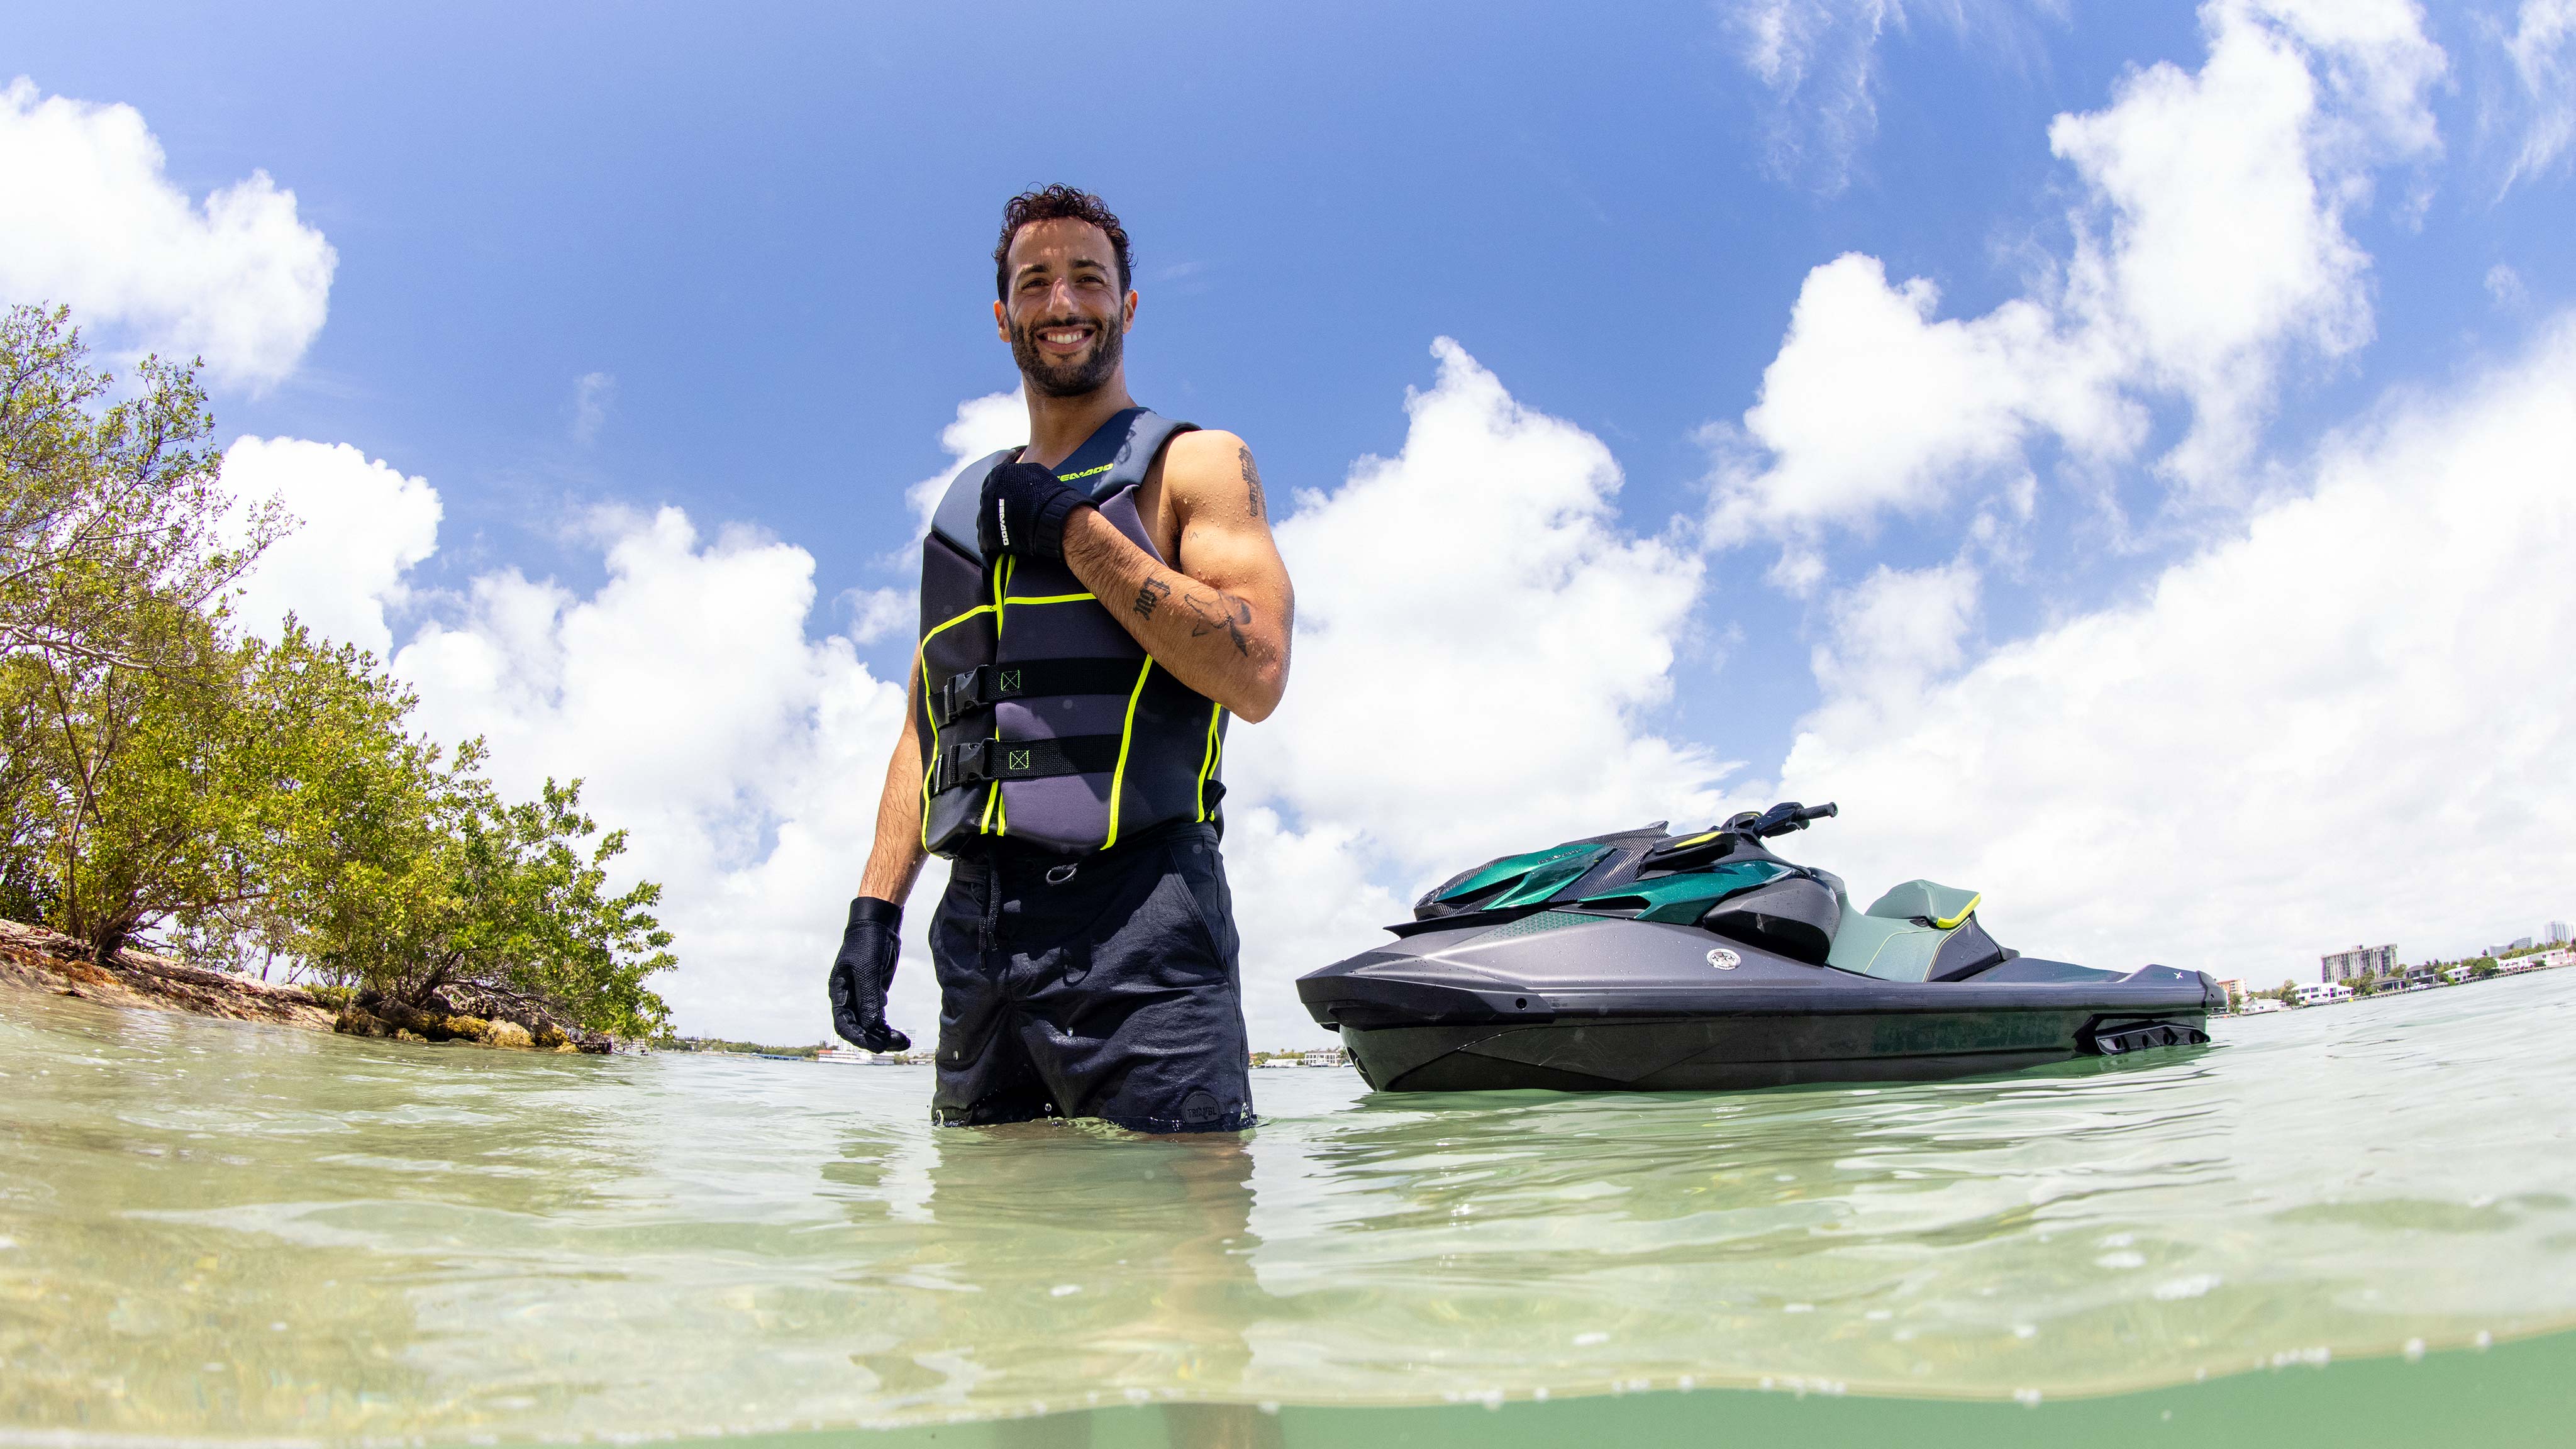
[5,969,2572,1445]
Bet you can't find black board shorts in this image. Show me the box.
[928,822,1258,1133]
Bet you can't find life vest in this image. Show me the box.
[914,407,1228,858]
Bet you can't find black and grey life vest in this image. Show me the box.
[914,407,1228,858]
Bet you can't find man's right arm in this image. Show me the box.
[858,662,928,904]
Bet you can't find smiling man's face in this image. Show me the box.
[994,217,1135,398]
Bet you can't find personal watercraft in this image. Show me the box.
[1296,802,2218,1092]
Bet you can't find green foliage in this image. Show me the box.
[0,304,674,1038]
[2470,958,2499,980]
[306,759,675,1039]
[0,304,281,670]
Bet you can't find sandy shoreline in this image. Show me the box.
[0,917,338,1030]
[0,918,608,1050]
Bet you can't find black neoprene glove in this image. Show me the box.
[977,460,1091,563]
[827,897,910,1053]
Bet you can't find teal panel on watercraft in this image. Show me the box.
[1574,860,1792,924]
[1436,841,1604,904]
[1487,845,1614,908]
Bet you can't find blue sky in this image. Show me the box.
[6,2,2574,1043]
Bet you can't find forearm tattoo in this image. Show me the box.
[1131,575,1172,620]
[1182,590,1256,657]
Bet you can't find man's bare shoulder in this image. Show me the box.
[1158,429,1267,525]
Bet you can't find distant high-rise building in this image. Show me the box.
[2321,943,2397,982]
[2550,921,2571,945]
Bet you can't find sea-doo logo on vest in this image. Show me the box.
[1707,948,1741,970]
[1007,749,1031,772]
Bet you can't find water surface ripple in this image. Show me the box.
[4,970,2573,1439]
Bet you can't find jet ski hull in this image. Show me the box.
[1297,913,2218,1093]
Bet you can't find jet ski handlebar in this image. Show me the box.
[1726,800,1839,839]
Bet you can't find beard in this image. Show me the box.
[1009,313,1124,398]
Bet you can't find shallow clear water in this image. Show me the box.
[3,970,2573,1443]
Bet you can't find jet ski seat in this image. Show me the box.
[1826,879,2011,982]
[1403,814,2009,984]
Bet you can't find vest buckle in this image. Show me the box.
[936,667,984,727]
[938,739,992,791]
[935,663,1036,727]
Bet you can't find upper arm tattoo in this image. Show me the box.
[1238,445,1265,518]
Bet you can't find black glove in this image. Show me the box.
[828,897,911,1053]
[977,460,1091,562]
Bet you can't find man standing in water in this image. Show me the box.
[826,186,1294,1133]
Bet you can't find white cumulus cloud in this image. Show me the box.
[1218,340,1735,1042]
[1766,315,2576,982]
[221,437,441,658]
[1709,0,2446,553]
[903,387,1026,540]
[0,78,335,390]
[390,509,920,1044]
[1245,340,1724,881]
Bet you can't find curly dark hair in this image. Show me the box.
[993,186,1133,299]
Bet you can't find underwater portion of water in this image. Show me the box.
[4,970,2574,1443]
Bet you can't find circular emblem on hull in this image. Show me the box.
[1706,948,1741,970]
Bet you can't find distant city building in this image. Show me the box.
[2550,921,2571,945]
[2321,943,2396,982]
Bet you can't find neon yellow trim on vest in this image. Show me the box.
[1102,658,1155,848]
[1930,894,1982,931]
[980,560,1019,836]
[1194,702,1225,821]
[1002,592,1097,606]
[916,602,997,850]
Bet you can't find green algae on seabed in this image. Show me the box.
[714,1327,2576,1447]
[4,967,2576,1441]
